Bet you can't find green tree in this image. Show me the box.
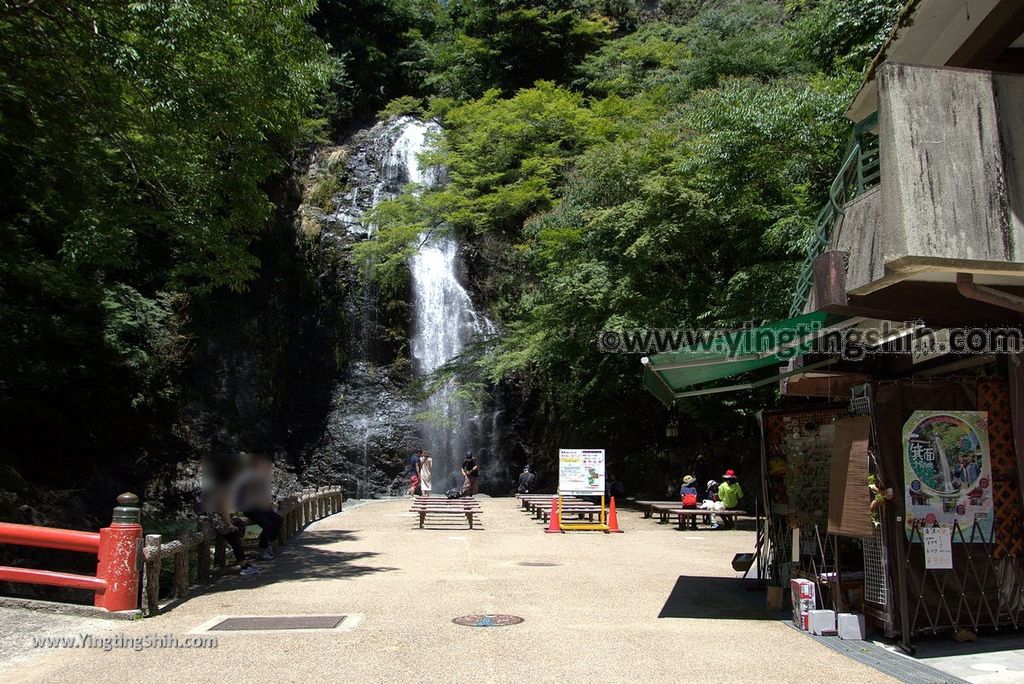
[0,0,331,483]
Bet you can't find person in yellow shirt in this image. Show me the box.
[715,469,743,529]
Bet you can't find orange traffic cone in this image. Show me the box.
[606,496,624,533]
[544,496,562,533]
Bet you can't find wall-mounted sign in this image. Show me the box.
[903,411,991,542]
[912,328,950,364]
[558,449,605,496]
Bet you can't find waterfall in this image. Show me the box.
[390,120,498,491]
[306,115,506,496]
[410,236,494,489]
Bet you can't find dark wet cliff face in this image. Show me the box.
[147,116,527,510]
[288,117,433,497]
[294,116,519,496]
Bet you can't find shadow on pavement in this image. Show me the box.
[221,528,396,590]
[240,548,395,589]
[900,631,1024,658]
[287,529,362,545]
[658,576,779,620]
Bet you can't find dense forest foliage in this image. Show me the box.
[360,0,902,485]
[0,0,901,521]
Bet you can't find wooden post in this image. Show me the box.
[277,512,288,546]
[142,534,162,617]
[174,545,189,598]
[197,531,211,584]
[214,535,226,568]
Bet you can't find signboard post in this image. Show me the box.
[557,449,607,531]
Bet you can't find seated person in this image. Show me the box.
[679,475,698,508]
[715,469,743,530]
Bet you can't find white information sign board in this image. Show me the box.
[922,526,953,569]
[558,449,605,496]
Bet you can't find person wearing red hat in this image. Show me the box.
[715,469,743,529]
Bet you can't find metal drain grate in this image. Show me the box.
[452,614,524,627]
[203,615,348,632]
[517,561,560,567]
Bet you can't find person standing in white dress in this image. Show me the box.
[419,451,433,497]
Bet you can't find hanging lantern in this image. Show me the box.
[665,418,679,438]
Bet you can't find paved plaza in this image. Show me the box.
[2,498,895,683]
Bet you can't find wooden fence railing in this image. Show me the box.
[141,486,343,617]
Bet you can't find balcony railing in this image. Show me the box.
[788,113,880,317]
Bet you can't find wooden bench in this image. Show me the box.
[530,502,601,523]
[635,500,684,518]
[517,495,582,510]
[650,506,747,530]
[410,498,482,529]
[525,500,587,516]
[521,496,587,514]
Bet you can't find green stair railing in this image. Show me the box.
[788,114,880,317]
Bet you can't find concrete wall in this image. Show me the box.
[830,63,1024,293]
[829,187,884,291]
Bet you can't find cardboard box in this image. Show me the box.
[809,609,836,635]
[790,579,816,630]
[837,613,866,640]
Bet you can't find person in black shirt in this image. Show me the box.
[407,449,422,496]
[693,454,709,499]
[462,452,480,496]
[517,465,535,494]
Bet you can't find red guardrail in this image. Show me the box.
[0,493,143,612]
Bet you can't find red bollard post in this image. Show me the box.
[95,492,142,612]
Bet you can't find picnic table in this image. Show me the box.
[410,496,482,529]
[649,504,747,530]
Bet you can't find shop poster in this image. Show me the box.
[903,411,992,542]
[558,449,605,496]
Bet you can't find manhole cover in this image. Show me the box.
[206,615,347,631]
[517,561,560,567]
[452,614,524,627]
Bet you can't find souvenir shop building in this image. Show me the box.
[642,0,1024,651]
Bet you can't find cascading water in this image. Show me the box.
[410,235,497,490]
[392,119,500,490]
[308,115,505,495]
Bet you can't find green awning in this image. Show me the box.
[641,312,859,406]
